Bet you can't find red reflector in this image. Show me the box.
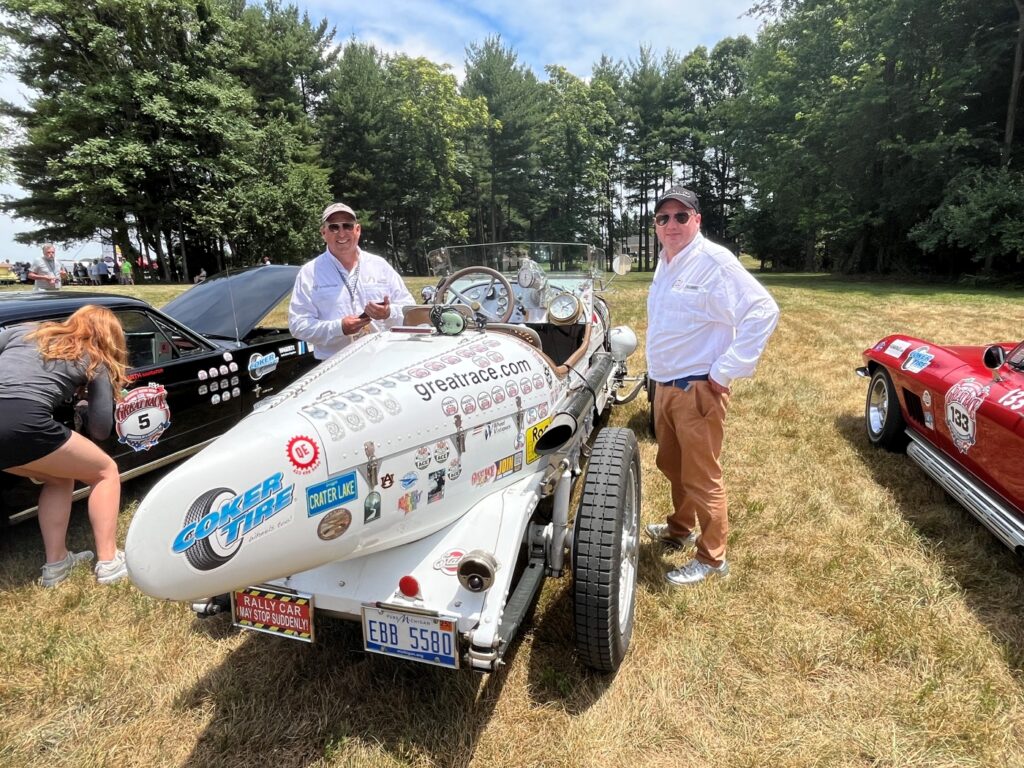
[399,575,419,597]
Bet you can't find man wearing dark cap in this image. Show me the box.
[645,186,779,585]
[289,202,414,361]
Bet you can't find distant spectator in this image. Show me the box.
[119,260,133,285]
[96,259,110,285]
[261,256,272,265]
[29,244,60,291]
[194,268,207,283]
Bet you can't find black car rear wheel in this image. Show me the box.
[865,368,908,452]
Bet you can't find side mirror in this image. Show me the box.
[983,344,1007,373]
[612,254,632,276]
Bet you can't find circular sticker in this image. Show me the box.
[433,548,464,574]
[286,435,320,474]
[415,447,431,470]
[115,384,172,452]
[434,441,450,463]
[317,508,352,541]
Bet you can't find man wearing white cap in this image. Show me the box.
[645,186,779,585]
[289,202,414,361]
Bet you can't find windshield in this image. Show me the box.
[1007,341,1024,371]
[426,242,602,278]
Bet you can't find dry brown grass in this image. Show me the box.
[3,269,1024,767]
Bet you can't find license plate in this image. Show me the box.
[231,587,314,643]
[361,605,459,669]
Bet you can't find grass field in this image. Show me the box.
[2,270,1024,767]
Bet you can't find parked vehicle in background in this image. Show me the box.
[0,265,318,526]
[857,333,1024,554]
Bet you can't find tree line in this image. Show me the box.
[1,0,1022,279]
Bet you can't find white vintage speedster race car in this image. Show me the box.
[125,242,645,673]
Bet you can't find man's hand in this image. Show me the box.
[708,377,731,396]
[363,296,391,321]
[342,315,372,336]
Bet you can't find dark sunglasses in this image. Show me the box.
[326,221,356,232]
[654,211,695,227]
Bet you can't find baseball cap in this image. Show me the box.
[654,186,700,213]
[321,202,357,224]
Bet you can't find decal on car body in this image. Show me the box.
[902,346,934,373]
[116,384,171,452]
[945,377,991,453]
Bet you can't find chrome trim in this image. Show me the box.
[8,438,216,524]
[905,430,1024,552]
[855,366,870,378]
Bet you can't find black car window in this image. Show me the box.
[117,310,181,369]
[150,314,207,356]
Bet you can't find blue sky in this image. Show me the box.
[0,0,762,266]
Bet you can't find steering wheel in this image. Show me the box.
[434,266,515,323]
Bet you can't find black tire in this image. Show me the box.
[182,487,243,571]
[865,368,908,452]
[645,376,657,438]
[572,427,641,672]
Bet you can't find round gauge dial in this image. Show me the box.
[517,264,536,288]
[549,292,581,325]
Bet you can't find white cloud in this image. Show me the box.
[311,0,761,79]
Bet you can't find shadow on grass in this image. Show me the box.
[176,615,511,768]
[523,577,612,714]
[835,412,1024,673]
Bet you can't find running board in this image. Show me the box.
[906,430,1024,553]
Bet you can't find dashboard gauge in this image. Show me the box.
[517,264,537,288]
[548,292,582,325]
[468,288,482,300]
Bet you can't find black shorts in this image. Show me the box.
[0,398,72,471]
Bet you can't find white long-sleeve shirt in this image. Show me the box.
[646,233,779,388]
[288,249,415,360]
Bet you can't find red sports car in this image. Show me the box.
[858,335,1024,552]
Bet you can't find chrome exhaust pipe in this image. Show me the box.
[534,352,614,455]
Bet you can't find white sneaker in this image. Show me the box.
[665,558,729,586]
[644,523,697,551]
[38,550,94,587]
[94,549,127,585]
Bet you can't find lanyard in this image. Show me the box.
[333,257,361,306]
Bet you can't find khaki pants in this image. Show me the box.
[654,381,730,567]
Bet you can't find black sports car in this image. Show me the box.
[0,265,317,526]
